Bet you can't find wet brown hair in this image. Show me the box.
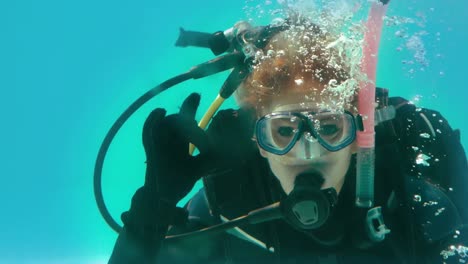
[234,19,356,115]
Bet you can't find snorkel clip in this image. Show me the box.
[365,206,391,242]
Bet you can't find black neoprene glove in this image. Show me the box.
[121,93,214,255]
[142,92,213,204]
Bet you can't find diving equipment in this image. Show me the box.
[355,0,391,209]
[281,171,338,230]
[255,110,358,157]
[95,20,289,234]
[95,1,393,247]
[164,171,337,243]
[175,27,212,49]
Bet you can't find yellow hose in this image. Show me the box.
[189,94,225,155]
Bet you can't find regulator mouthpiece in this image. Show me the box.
[281,172,337,230]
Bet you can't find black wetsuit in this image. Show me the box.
[109,95,468,264]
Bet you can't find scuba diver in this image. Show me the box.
[103,4,468,264]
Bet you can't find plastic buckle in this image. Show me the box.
[366,206,391,242]
[374,106,396,126]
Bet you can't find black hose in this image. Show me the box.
[94,52,245,234]
[94,72,192,234]
[165,214,249,242]
[165,202,282,243]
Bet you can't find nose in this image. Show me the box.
[290,132,324,160]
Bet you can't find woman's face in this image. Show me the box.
[257,92,357,195]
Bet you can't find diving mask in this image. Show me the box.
[255,110,357,159]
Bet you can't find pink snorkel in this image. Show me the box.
[356,0,390,208]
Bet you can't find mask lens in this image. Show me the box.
[256,114,301,154]
[312,112,355,150]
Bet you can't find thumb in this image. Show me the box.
[179,93,201,120]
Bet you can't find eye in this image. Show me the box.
[277,126,295,137]
[319,124,339,136]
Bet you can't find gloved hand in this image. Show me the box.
[142,92,213,205]
[121,93,213,251]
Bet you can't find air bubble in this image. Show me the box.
[440,245,468,260]
[413,195,422,202]
[416,153,431,166]
[423,201,438,207]
[420,133,431,139]
[295,79,304,85]
[304,132,317,143]
[435,207,446,216]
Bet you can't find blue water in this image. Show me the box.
[1,0,467,263]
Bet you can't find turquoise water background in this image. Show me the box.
[1,0,467,263]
